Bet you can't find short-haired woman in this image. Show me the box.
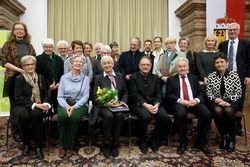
[36,38,64,115]
[14,55,51,159]
[90,55,128,158]
[57,55,89,158]
[206,53,242,152]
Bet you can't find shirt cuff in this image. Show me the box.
[43,102,51,109]
[177,98,181,103]
[195,98,200,104]
[31,103,36,110]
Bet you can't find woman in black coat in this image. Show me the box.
[36,38,64,115]
[14,55,51,159]
[90,56,128,158]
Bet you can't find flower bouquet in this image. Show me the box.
[96,86,118,106]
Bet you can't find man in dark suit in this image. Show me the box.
[166,57,212,155]
[142,39,153,58]
[129,56,168,154]
[218,22,250,136]
[118,37,143,81]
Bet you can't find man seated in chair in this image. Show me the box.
[165,57,212,155]
[129,56,168,153]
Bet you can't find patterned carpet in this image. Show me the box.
[0,116,249,167]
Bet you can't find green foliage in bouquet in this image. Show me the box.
[96,86,118,106]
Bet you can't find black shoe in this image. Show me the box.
[236,129,243,136]
[150,140,159,152]
[227,136,235,152]
[102,145,111,158]
[13,134,22,142]
[35,148,44,159]
[194,144,212,154]
[111,147,119,157]
[22,145,30,156]
[138,143,148,154]
[219,135,227,151]
[177,143,187,155]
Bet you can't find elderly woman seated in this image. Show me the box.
[13,55,51,159]
[90,55,128,158]
[206,53,242,152]
[57,54,90,158]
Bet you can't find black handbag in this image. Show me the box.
[66,76,85,106]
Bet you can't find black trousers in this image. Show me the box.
[135,106,168,143]
[15,106,44,148]
[50,89,58,115]
[99,108,124,146]
[174,103,211,145]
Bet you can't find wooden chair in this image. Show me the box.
[235,111,247,145]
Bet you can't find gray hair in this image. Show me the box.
[41,38,54,47]
[101,55,114,65]
[56,40,69,49]
[21,55,37,66]
[70,54,85,65]
[130,36,141,46]
[109,41,118,49]
[101,45,111,53]
[228,22,240,30]
[176,57,189,66]
[94,43,104,50]
[178,37,190,46]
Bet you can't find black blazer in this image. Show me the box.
[14,74,50,108]
[118,50,143,76]
[219,39,250,82]
[166,73,204,104]
[89,72,128,125]
[186,50,200,78]
[93,59,120,79]
[129,71,162,110]
[36,53,64,88]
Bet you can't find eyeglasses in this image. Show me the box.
[102,52,110,55]
[14,28,24,31]
[24,63,35,67]
[59,48,67,50]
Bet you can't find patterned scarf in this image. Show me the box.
[23,72,41,103]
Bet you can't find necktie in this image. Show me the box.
[228,41,234,71]
[108,73,116,88]
[182,76,189,101]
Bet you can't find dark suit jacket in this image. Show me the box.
[14,74,50,108]
[219,39,250,82]
[186,50,200,78]
[129,71,162,112]
[89,72,128,125]
[36,53,64,88]
[93,59,120,79]
[166,73,203,104]
[142,51,153,58]
[118,50,143,76]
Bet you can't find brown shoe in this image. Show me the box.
[59,147,66,158]
[66,147,73,157]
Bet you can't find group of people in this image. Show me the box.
[1,21,249,159]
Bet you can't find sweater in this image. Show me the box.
[57,71,89,109]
